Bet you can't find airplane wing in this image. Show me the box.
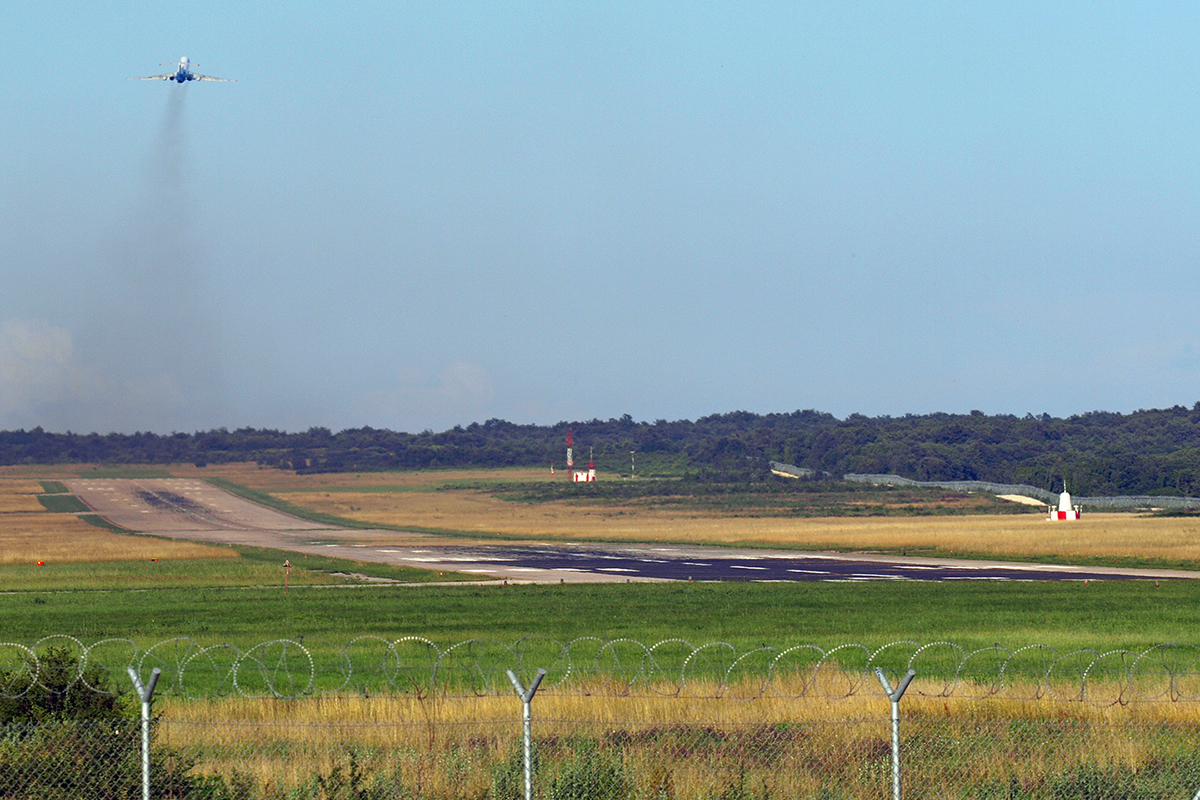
[194,74,235,82]
[129,74,173,80]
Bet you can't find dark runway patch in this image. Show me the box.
[136,489,205,513]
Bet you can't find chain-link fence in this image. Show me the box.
[0,718,142,800]
[8,706,1200,799]
[149,710,1200,799]
[6,637,1200,799]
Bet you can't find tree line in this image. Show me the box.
[5,404,1200,496]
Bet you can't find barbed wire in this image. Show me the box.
[4,635,1200,704]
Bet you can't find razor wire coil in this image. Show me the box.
[5,636,1200,705]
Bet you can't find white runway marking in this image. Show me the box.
[945,576,1012,581]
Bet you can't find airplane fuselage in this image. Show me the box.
[173,57,195,82]
[131,56,233,83]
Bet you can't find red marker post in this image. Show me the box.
[284,560,291,593]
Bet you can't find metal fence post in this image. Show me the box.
[875,667,915,800]
[506,668,546,800]
[127,666,162,800]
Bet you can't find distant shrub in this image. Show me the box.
[0,645,131,724]
[0,646,196,799]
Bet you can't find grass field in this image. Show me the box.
[2,463,1199,652]
[3,579,1195,654]
[6,464,1200,799]
[179,463,1200,569]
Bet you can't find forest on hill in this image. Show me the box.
[4,405,1200,497]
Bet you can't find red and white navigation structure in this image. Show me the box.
[564,430,596,482]
[573,450,597,483]
[1048,485,1081,520]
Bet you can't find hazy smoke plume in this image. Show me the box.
[0,320,102,427]
[71,88,226,433]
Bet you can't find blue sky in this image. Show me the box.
[3,2,1199,434]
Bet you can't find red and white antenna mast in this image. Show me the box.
[566,429,574,472]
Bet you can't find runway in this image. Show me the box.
[66,478,1200,584]
[321,541,1199,583]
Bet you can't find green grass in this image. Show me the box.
[0,579,1193,656]
[2,576,1194,696]
[230,544,485,583]
[7,469,1199,681]
[38,480,70,494]
[78,514,130,532]
[458,478,1032,517]
[72,466,175,479]
[604,451,690,477]
[36,494,91,513]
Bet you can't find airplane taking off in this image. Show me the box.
[131,57,234,83]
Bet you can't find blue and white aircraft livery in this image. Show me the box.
[131,57,234,83]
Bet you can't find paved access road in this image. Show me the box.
[67,479,1200,583]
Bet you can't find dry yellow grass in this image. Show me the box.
[276,487,1200,563]
[0,478,236,565]
[157,687,1200,798]
[160,683,1200,730]
[0,512,235,564]
[160,462,1200,563]
[6,461,1199,565]
[0,480,47,512]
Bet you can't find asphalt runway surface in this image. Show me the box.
[348,542,1173,583]
[67,478,1200,583]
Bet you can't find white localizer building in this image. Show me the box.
[1049,486,1081,520]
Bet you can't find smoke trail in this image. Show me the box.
[72,87,227,433]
